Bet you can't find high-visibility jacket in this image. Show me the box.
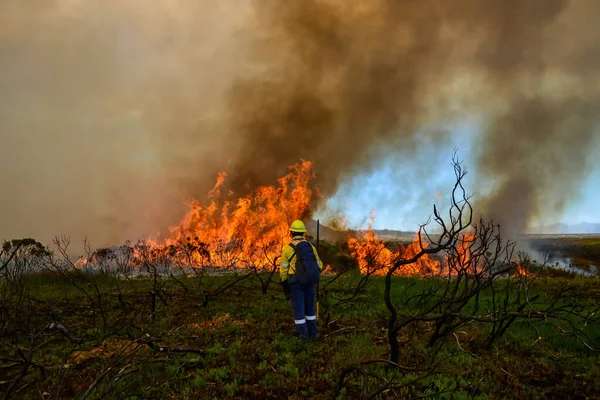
[280,236,323,282]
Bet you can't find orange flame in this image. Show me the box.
[515,262,532,277]
[449,233,478,275]
[347,215,442,277]
[347,226,394,276]
[71,160,533,279]
[157,160,318,270]
[349,224,529,278]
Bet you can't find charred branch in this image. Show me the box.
[49,321,82,344]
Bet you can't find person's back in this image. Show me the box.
[280,220,323,340]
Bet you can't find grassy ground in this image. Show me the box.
[1,270,599,399]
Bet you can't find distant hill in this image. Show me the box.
[303,219,600,243]
[304,220,419,243]
[530,222,600,234]
[372,228,418,237]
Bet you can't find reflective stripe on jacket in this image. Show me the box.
[280,236,323,282]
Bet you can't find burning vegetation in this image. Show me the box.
[348,229,442,277]
[69,158,533,282]
[138,159,528,280]
[158,160,317,271]
[2,2,600,398]
[1,157,598,400]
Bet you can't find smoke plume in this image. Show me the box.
[224,0,600,237]
[1,0,599,246]
[0,1,249,246]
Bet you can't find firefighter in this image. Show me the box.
[280,220,324,340]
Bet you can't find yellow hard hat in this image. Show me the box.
[289,220,307,233]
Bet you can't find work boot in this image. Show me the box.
[295,323,308,340]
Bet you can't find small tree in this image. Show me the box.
[335,155,600,399]
[383,154,473,363]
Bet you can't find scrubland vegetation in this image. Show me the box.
[0,236,598,400]
[2,160,598,399]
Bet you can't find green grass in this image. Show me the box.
[1,271,599,399]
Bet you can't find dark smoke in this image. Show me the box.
[476,95,600,237]
[224,0,452,199]
[222,0,600,236]
[1,0,600,246]
[0,1,249,246]
[470,0,600,236]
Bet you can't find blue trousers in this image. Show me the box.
[289,280,318,339]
